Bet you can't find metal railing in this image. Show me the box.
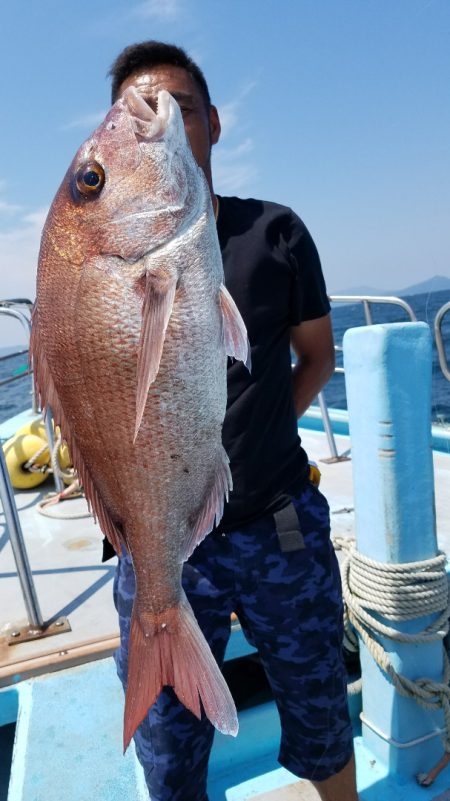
[329,295,417,326]
[329,295,416,377]
[316,295,417,460]
[0,299,45,634]
[0,299,70,643]
[434,301,450,382]
[0,299,37,413]
[0,444,45,629]
[0,299,63,490]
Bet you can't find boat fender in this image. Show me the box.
[3,433,51,489]
[6,419,73,486]
[58,441,73,483]
[15,418,47,439]
[308,461,321,487]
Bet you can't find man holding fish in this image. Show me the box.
[32,37,357,801]
[103,41,358,801]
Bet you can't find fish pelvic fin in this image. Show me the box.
[219,284,251,372]
[123,599,238,752]
[134,271,177,442]
[182,445,233,561]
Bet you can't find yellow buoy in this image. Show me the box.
[3,433,50,489]
[56,440,74,485]
[308,462,322,488]
[2,418,74,489]
[15,418,47,439]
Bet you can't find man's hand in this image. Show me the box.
[290,314,335,419]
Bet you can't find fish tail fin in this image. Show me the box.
[123,600,238,752]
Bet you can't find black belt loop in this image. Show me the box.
[273,502,305,552]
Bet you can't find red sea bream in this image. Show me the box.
[30,86,249,750]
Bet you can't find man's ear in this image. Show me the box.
[209,105,221,146]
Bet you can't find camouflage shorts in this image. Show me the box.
[113,482,353,801]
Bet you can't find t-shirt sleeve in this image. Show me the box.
[285,211,331,325]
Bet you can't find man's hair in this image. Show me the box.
[109,41,211,109]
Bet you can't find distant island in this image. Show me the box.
[331,274,450,298]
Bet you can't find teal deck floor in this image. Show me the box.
[4,659,148,801]
[4,656,450,800]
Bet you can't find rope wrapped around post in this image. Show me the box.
[333,536,450,785]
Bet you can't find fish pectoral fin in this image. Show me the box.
[135,271,177,441]
[219,284,251,371]
[123,600,238,753]
[182,446,233,561]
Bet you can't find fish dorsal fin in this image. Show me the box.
[135,270,177,441]
[219,284,251,371]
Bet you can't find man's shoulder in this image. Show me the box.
[217,196,308,244]
[219,194,299,219]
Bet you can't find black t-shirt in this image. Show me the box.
[215,195,330,531]
[102,195,330,560]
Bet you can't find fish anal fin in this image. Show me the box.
[123,600,238,752]
[219,284,251,371]
[134,271,177,441]
[30,314,124,556]
[182,446,232,562]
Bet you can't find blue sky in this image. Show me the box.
[1,0,449,344]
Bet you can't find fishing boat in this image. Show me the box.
[0,295,449,800]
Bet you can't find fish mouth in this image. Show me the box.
[122,86,170,143]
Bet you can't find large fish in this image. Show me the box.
[30,86,249,750]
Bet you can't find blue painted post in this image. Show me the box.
[343,322,445,778]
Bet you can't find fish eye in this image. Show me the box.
[74,161,105,198]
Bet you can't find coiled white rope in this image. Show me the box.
[23,432,76,484]
[344,548,449,642]
[332,536,361,695]
[50,434,77,484]
[23,440,50,473]
[333,535,450,784]
[36,435,91,520]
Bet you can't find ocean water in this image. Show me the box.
[324,287,450,425]
[0,289,449,427]
[0,348,34,426]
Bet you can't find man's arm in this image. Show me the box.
[290,313,335,419]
